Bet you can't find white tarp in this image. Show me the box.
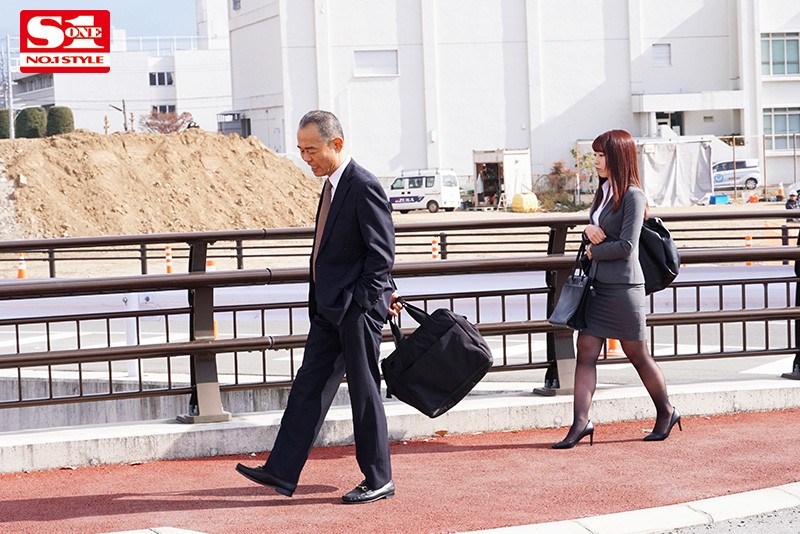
[639,141,712,207]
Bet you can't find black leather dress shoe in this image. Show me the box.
[235,463,296,496]
[341,480,395,504]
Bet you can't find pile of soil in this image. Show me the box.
[0,129,322,239]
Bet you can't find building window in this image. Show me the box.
[761,33,800,75]
[153,105,177,114]
[353,50,398,77]
[652,44,671,67]
[232,0,241,10]
[149,71,174,86]
[763,107,800,150]
[18,74,53,93]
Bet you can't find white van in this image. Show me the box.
[711,159,761,190]
[385,169,461,213]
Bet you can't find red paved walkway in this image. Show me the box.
[1,409,799,533]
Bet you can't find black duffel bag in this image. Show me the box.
[381,301,493,418]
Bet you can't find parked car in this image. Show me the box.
[385,169,461,213]
[711,159,761,190]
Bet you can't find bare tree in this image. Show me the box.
[139,109,196,134]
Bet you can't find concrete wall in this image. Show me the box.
[173,49,232,131]
[0,376,351,431]
[52,52,154,132]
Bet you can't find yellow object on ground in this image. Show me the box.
[511,192,539,212]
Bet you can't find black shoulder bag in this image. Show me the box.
[547,243,592,330]
[639,217,680,295]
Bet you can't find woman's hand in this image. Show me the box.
[583,224,607,245]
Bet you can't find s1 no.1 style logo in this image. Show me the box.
[20,10,111,73]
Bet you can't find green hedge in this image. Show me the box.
[46,106,74,136]
[0,109,8,139]
[15,107,47,138]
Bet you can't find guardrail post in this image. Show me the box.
[783,231,800,380]
[534,224,576,396]
[781,225,789,266]
[439,232,448,260]
[236,239,245,270]
[47,249,56,278]
[177,241,231,423]
[139,244,148,275]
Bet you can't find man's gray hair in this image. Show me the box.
[299,110,344,142]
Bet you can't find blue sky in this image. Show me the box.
[0,0,197,40]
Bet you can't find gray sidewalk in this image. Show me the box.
[3,376,799,475]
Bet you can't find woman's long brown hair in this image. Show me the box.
[591,129,646,216]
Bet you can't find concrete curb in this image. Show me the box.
[1,378,799,474]
[468,482,800,533]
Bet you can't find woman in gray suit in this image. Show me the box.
[553,129,681,449]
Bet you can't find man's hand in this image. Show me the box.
[388,292,403,317]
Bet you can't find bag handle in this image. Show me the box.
[389,316,406,348]
[572,242,588,276]
[399,299,430,325]
[389,298,447,347]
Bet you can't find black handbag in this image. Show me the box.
[548,244,592,330]
[381,301,493,418]
[639,217,680,295]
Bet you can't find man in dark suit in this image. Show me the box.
[236,110,397,504]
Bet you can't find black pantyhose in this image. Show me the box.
[560,332,674,443]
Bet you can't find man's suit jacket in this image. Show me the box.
[308,159,395,325]
[588,185,646,285]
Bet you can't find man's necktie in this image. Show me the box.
[311,179,332,281]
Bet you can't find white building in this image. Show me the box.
[227,0,800,186]
[11,0,232,133]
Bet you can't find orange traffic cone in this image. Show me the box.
[16,253,27,279]
[206,259,216,271]
[778,181,785,198]
[165,245,174,273]
[607,338,623,357]
[431,237,440,260]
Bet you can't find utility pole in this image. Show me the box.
[109,99,128,131]
[5,34,14,139]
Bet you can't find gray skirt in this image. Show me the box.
[581,280,647,341]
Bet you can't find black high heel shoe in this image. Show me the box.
[643,408,682,441]
[552,421,594,449]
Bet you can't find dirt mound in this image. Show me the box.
[0,129,321,239]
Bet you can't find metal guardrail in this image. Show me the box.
[1,211,800,422]
[2,209,800,277]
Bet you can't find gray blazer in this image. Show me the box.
[587,185,646,285]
